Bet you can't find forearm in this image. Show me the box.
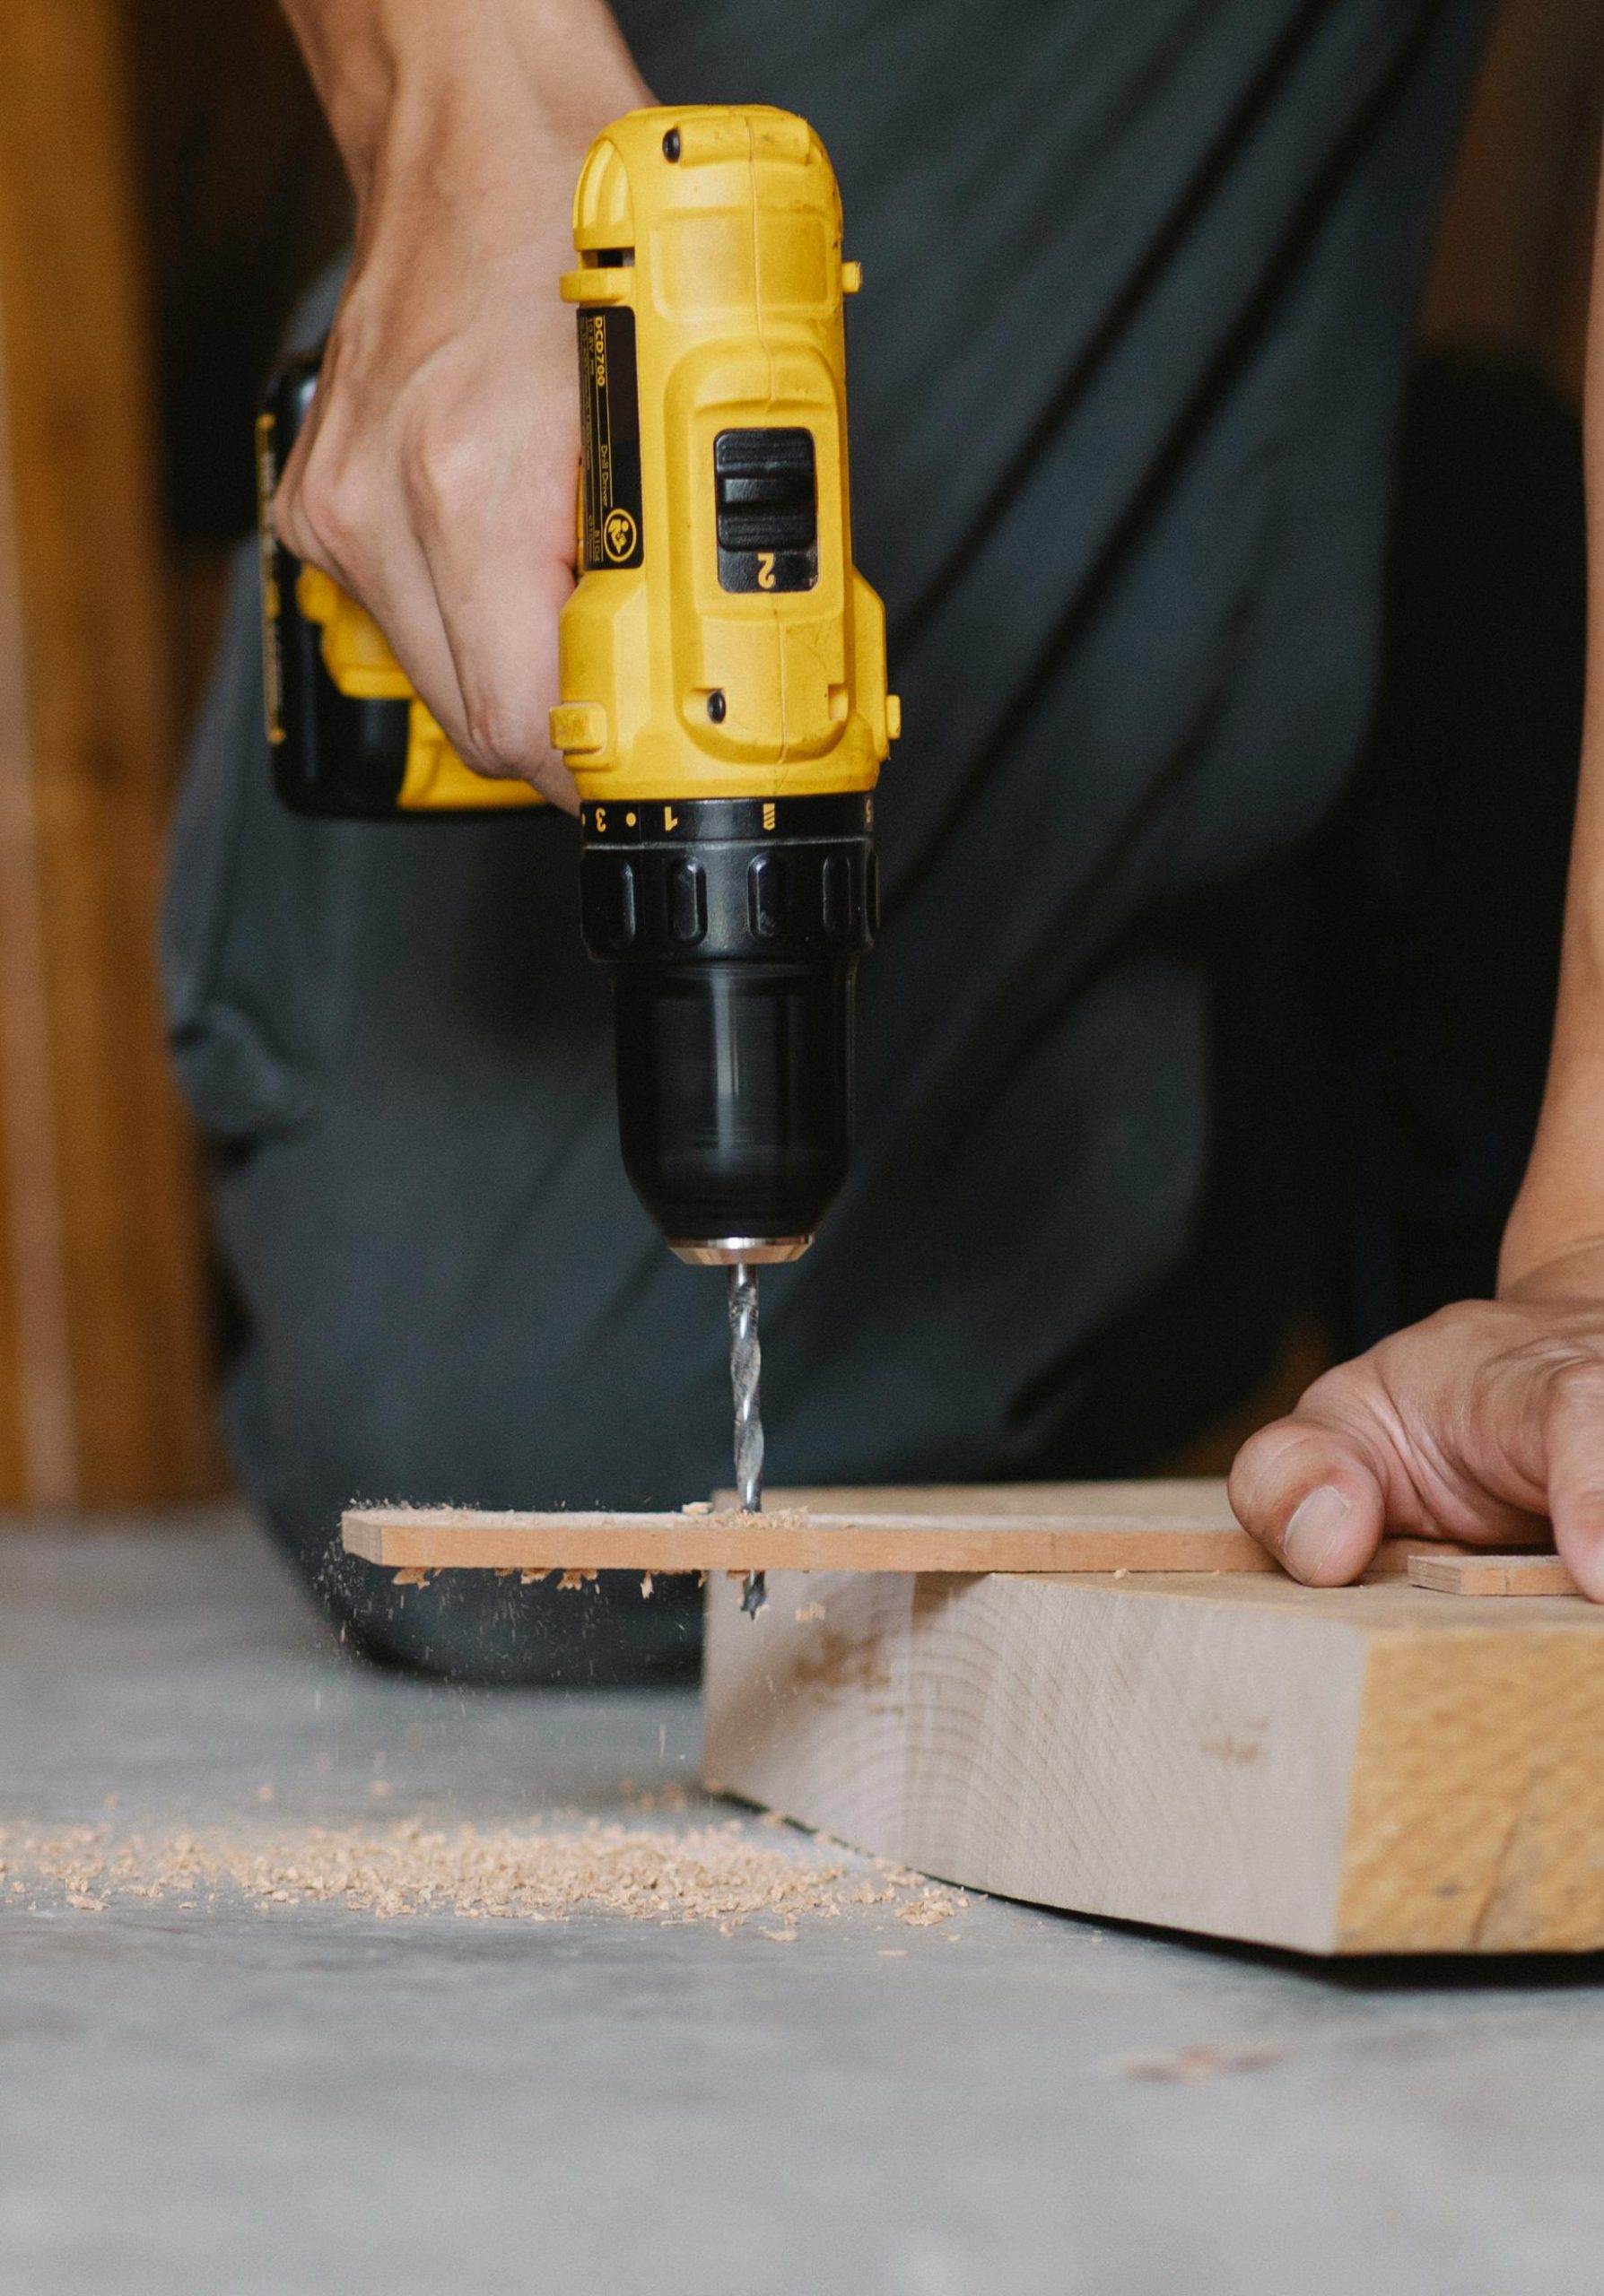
[1232,150,1604,1594]
[1499,156,1604,1298]
[277,0,649,203]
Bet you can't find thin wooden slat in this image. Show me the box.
[713,1478,1242,1524]
[342,1477,1505,1580]
[342,1500,1281,1578]
[1408,1550,1578,1597]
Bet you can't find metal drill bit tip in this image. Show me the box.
[727,1261,765,1616]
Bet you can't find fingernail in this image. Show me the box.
[1282,1486,1355,1582]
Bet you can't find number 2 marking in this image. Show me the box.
[757,552,777,590]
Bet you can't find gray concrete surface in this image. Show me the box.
[0,1515,1601,2296]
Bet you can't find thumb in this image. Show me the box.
[1228,1419,1386,1586]
[1542,1361,1604,1599]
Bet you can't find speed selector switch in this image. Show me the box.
[715,429,817,593]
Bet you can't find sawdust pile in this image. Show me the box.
[0,1818,964,1935]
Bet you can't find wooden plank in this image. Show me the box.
[0,0,222,1502]
[341,1495,1281,1578]
[1408,1550,1578,1597]
[702,1568,1604,1954]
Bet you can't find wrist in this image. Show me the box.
[1498,1225,1604,1305]
[281,0,649,211]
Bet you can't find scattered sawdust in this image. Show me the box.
[695,1507,812,1535]
[1118,2045,1285,2083]
[620,1780,692,1813]
[0,1818,965,1932]
[899,1889,965,1927]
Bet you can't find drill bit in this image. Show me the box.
[728,1261,766,1615]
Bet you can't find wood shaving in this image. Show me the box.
[640,1572,654,1598]
[0,1818,964,1932]
[898,1891,959,1927]
[1119,2045,1285,2083]
[391,1568,431,1587]
[556,1570,598,1591]
[701,1507,811,1535]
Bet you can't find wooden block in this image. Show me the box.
[341,1488,1280,1578]
[1407,1551,1579,1598]
[702,1567,1604,1954]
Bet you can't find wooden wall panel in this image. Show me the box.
[0,0,222,1504]
[1422,0,1604,403]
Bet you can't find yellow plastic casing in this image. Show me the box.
[553,105,898,803]
[293,564,541,811]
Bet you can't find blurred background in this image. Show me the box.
[0,0,1600,1511]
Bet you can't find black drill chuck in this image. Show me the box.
[579,794,877,1258]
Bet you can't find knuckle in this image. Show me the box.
[1229,1419,1286,1482]
[288,458,367,571]
[461,692,536,773]
[1552,1357,1604,1416]
[1226,1418,1301,1515]
[403,417,483,526]
[1562,1482,1604,1524]
[268,474,306,554]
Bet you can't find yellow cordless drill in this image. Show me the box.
[257,107,898,1582]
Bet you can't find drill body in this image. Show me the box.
[257,104,896,1267]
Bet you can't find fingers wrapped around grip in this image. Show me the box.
[265,133,591,816]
